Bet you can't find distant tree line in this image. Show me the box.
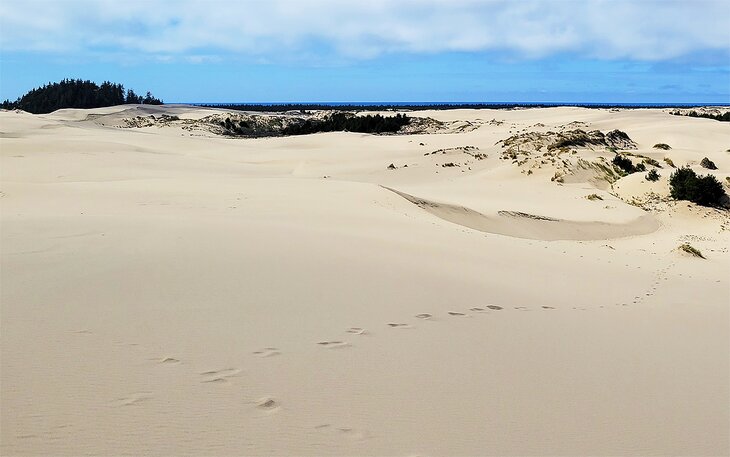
[204,103,557,112]
[1,79,162,114]
[199,103,716,112]
[670,110,730,122]
[282,113,410,135]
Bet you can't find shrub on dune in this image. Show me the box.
[700,157,717,170]
[669,167,726,207]
[645,169,660,181]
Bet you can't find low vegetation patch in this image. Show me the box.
[669,167,727,207]
[678,243,705,259]
[653,143,671,150]
[550,130,606,150]
[670,110,730,122]
[700,157,718,170]
[585,193,603,201]
[663,157,675,168]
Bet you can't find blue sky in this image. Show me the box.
[1,0,729,103]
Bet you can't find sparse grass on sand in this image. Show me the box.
[678,243,705,259]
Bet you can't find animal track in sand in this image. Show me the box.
[469,307,486,312]
[415,313,432,319]
[486,305,503,310]
[317,341,350,349]
[252,348,281,358]
[541,306,555,310]
[448,311,467,316]
[346,327,367,335]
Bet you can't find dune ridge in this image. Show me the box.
[383,186,661,240]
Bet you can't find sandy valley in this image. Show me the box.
[1,105,728,455]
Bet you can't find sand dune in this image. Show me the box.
[1,105,728,456]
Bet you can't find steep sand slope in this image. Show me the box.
[1,106,728,456]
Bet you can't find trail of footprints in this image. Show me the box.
[100,264,673,449]
[630,260,676,306]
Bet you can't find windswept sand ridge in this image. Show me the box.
[383,186,661,240]
[1,105,728,456]
[45,103,478,137]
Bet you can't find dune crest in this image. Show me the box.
[383,186,660,240]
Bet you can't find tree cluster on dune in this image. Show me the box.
[281,112,410,135]
[669,167,727,207]
[1,79,163,114]
[215,112,411,136]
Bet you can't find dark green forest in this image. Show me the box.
[218,112,411,136]
[282,113,410,135]
[1,79,162,114]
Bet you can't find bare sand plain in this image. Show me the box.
[1,105,728,456]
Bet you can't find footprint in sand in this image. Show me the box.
[111,392,152,407]
[415,313,432,319]
[200,368,241,383]
[486,305,503,310]
[448,311,467,316]
[337,427,369,440]
[469,307,486,312]
[541,306,555,310]
[253,348,281,358]
[387,323,411,328]
[255,397,280,411]
[317,341,350,349]
[158,357,181,365]
[314,424,369,441]
[346,327,367,335]
[514,306,529,311]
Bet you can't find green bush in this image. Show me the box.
[612,153,647,174]
[645,169,660,181]
[612,154,635,173]
[669,167,726,207]
[700,157,717,170]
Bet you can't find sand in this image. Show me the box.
[1,106,728,456]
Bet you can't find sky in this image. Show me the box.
[1,0,729,103]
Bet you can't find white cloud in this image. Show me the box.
[1,0,728,62]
